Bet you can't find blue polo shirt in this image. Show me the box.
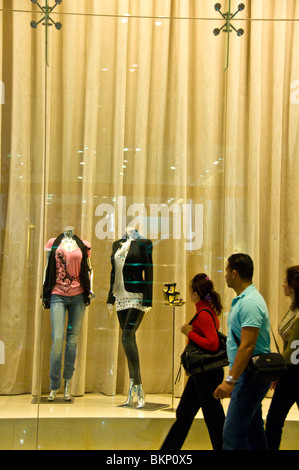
[227,284,271,367]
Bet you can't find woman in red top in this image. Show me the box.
[160,273,225,451]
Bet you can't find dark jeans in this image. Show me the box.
[266,365,299,450]
[117,307,145,385]
[161,368,225,451]
[223,372,270,450]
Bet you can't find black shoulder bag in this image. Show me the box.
[232,326,287,384]
[180,309,229,377]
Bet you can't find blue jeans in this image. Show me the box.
[50,294,86,390]
[223,372,270,450]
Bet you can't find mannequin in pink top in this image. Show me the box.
[43,226,93,401]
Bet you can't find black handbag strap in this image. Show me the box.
[232,325,281,354]
[189,308,218,331]
[232,330,240,347]
[270,325,281,354]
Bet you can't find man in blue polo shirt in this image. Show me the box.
[214,253,271,450]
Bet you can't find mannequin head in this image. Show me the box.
[63,226,75,239]
[126,226,137,239]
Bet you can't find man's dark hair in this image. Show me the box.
[227,253,254,281]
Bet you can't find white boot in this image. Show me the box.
[64,380,72,401]
[122,379,136,406]
[48,389,59,401]
[136,384,145,408]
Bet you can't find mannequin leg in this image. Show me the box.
[117,308,145,385]
[63,293,86,383]
[49,295,67,390]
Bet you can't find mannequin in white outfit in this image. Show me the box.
[107,226,153,408]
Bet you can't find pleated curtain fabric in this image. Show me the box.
[0,1,298,397]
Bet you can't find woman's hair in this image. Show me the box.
[190,273,223,316]
[286,265,299,310]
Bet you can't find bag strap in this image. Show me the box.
[270,324,281,354]
[232,325,281,354]
[189,308,218,330]
[232,330,240,347]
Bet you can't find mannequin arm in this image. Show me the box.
[87,258,96,302]
[87,258,93,291]
[107,303,115,314]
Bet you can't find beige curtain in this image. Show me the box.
[0,1,298,397]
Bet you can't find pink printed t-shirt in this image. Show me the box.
[45,238,91,297]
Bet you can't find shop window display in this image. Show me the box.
[0,0,298,451]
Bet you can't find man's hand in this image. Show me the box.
[214,381,234,399]
[214,327,260,400]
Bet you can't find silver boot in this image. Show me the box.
[64,380,72,401]
[48,389,58,401]
[122,379,136,406]
[136,384,145,408]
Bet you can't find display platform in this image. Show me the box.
[31,396,75,404]
[0,394,298,450]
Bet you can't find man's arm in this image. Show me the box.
[214,326,259,399]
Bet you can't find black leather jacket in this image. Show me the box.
[42,233,91,308]
[107,234,153,307]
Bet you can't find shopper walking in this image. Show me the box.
[214,254,271,450]
[266,266,299,450]
[160,274,225,451]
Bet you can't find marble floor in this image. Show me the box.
[0,393,298,450]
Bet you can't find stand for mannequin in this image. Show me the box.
[118,402,168,411]
[163,302,185,412]
[31,396,74,404]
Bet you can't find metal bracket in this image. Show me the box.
[30,0,62,66]
[213,2,245,71]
